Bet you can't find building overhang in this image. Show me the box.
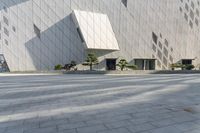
[181,59,195,61]
[134,58,157,60]
[71,10,120,51]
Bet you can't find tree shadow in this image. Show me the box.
[0,74,200,132]
[25,14,87,70]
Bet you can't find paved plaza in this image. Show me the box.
[0,74,200,133]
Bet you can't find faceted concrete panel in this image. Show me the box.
[72,10,120,51]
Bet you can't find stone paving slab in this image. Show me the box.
[0,74,200,133]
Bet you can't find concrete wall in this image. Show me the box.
[0,0,200,71]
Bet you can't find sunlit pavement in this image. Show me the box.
[0,74,200,133]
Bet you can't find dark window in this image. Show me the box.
[4,39,8,45]
[77,28,85,43]
[121,0,128,7]
[158,42,162,49]
[3,16,9,26]
[163,57,168,66]
[160,33,162,38]
[182,59,192,65]
[164,39,169,47]
[3,6,7,13]
[189,20,193,28]
[179,7,183,12]
[171,47,173,52]
[184,13,188,21]
[196,9,199,16]
[12,26,16,32]
[152,44,156,52]
[33,24,41,38]
[157,50,162,60]
[152,32,158,44]
[195,18,199,26]
[185,3,189,11]
[163,47,168,57]
[4,27,9,36]
[191,1,195,9]
[190,10,194,20]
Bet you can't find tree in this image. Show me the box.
[184,64,195,70]
[117,59,137,71]
[170,63,183,70]
[116,59,128,71]
[54,64,62,70]
[82,53,99,71]
[170,63,195,70]
[64,61,77,71]
[70,61,76,68]
[126,64,138,70]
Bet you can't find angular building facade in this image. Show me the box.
[0,0,200,72]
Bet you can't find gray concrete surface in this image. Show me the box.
[0,74,200,133]
[64,70,200,75]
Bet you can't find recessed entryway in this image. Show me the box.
[135,59,156,70]
[181,59,193,65]
[106,59,117,70]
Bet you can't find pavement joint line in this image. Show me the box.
[0,74,199,133]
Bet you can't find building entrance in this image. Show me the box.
[135,59,156,70]
[106,59,116,70]
[181,59,193,65]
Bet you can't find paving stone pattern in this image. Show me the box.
[0,74,200,133]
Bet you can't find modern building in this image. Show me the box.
[0,0,200,72]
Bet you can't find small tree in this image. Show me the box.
[117,59,137,71]
[82,53,99,71]
[170,63,195,70]
[64,61,77,71]
[54,64,62,70]
[184,64,195,70]
[70,61,76,68]
[126,64,138,70]
[170,63,184,70]
[116,59,128,71]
